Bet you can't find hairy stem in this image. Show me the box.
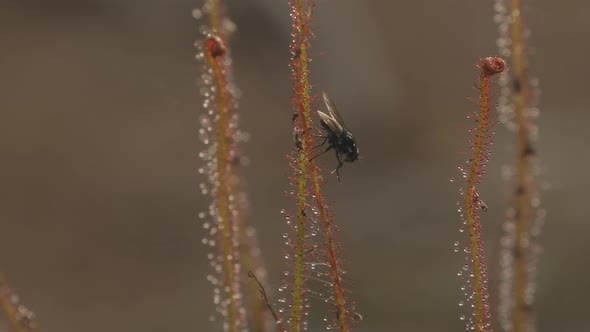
[310,167,348,331]
[289,0,311,328]
[290,1,349,330]
[465,72,492,331]
[204,38,240,332]
[462,57,505,332]
[509,1,532,330]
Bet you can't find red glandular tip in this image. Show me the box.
[481,56,506,76]
[206,34,227,58]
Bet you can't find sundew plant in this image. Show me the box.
[277,0,357,331]
[494,1,545,331]
[454,56,506,332]
[3,0,571,332]
[194,1,271,331]
[190,0,546,331]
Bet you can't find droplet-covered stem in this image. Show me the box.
[509,1,533,331]
[462,57,505,332]
[204,32,242,332]
[289,1,312,330]
[288,1,351,331]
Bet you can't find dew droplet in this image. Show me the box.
[192,8,203,19]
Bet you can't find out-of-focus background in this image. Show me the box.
[1,0,589,331]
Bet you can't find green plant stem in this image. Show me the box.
[290,1,349,330]
[208,0,222,34]
[291,148,307,332]
[290,0,311,329]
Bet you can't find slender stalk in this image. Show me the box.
[200,3,272,330]
[461,57,505,332]
[208,0,222,35]
[200,1,248,328]
[309,155,348,332]
[290,166,307,332]
[289,0,312,328]
[203,34,241,332]
[287,1,352,331]
[509,2,532,331]
[464,72,492,332]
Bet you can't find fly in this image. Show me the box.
[310,91,359,182]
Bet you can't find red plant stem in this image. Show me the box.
[463,57,505,332]
[309,167,348,332]
[465,72,492,332]
[204,33,241,332]
[289,0,349,331]
[509,1,532,331]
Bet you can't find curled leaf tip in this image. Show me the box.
[481,56,506,76]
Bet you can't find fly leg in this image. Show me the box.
[331,151,344,183]
[309,145,332,162]
[311,136,328,149]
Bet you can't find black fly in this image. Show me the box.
[310,91,359,182]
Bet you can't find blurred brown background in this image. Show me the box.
[1,0,589,331]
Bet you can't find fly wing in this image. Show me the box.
[322,91,348,130]
[317,110,345,135]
